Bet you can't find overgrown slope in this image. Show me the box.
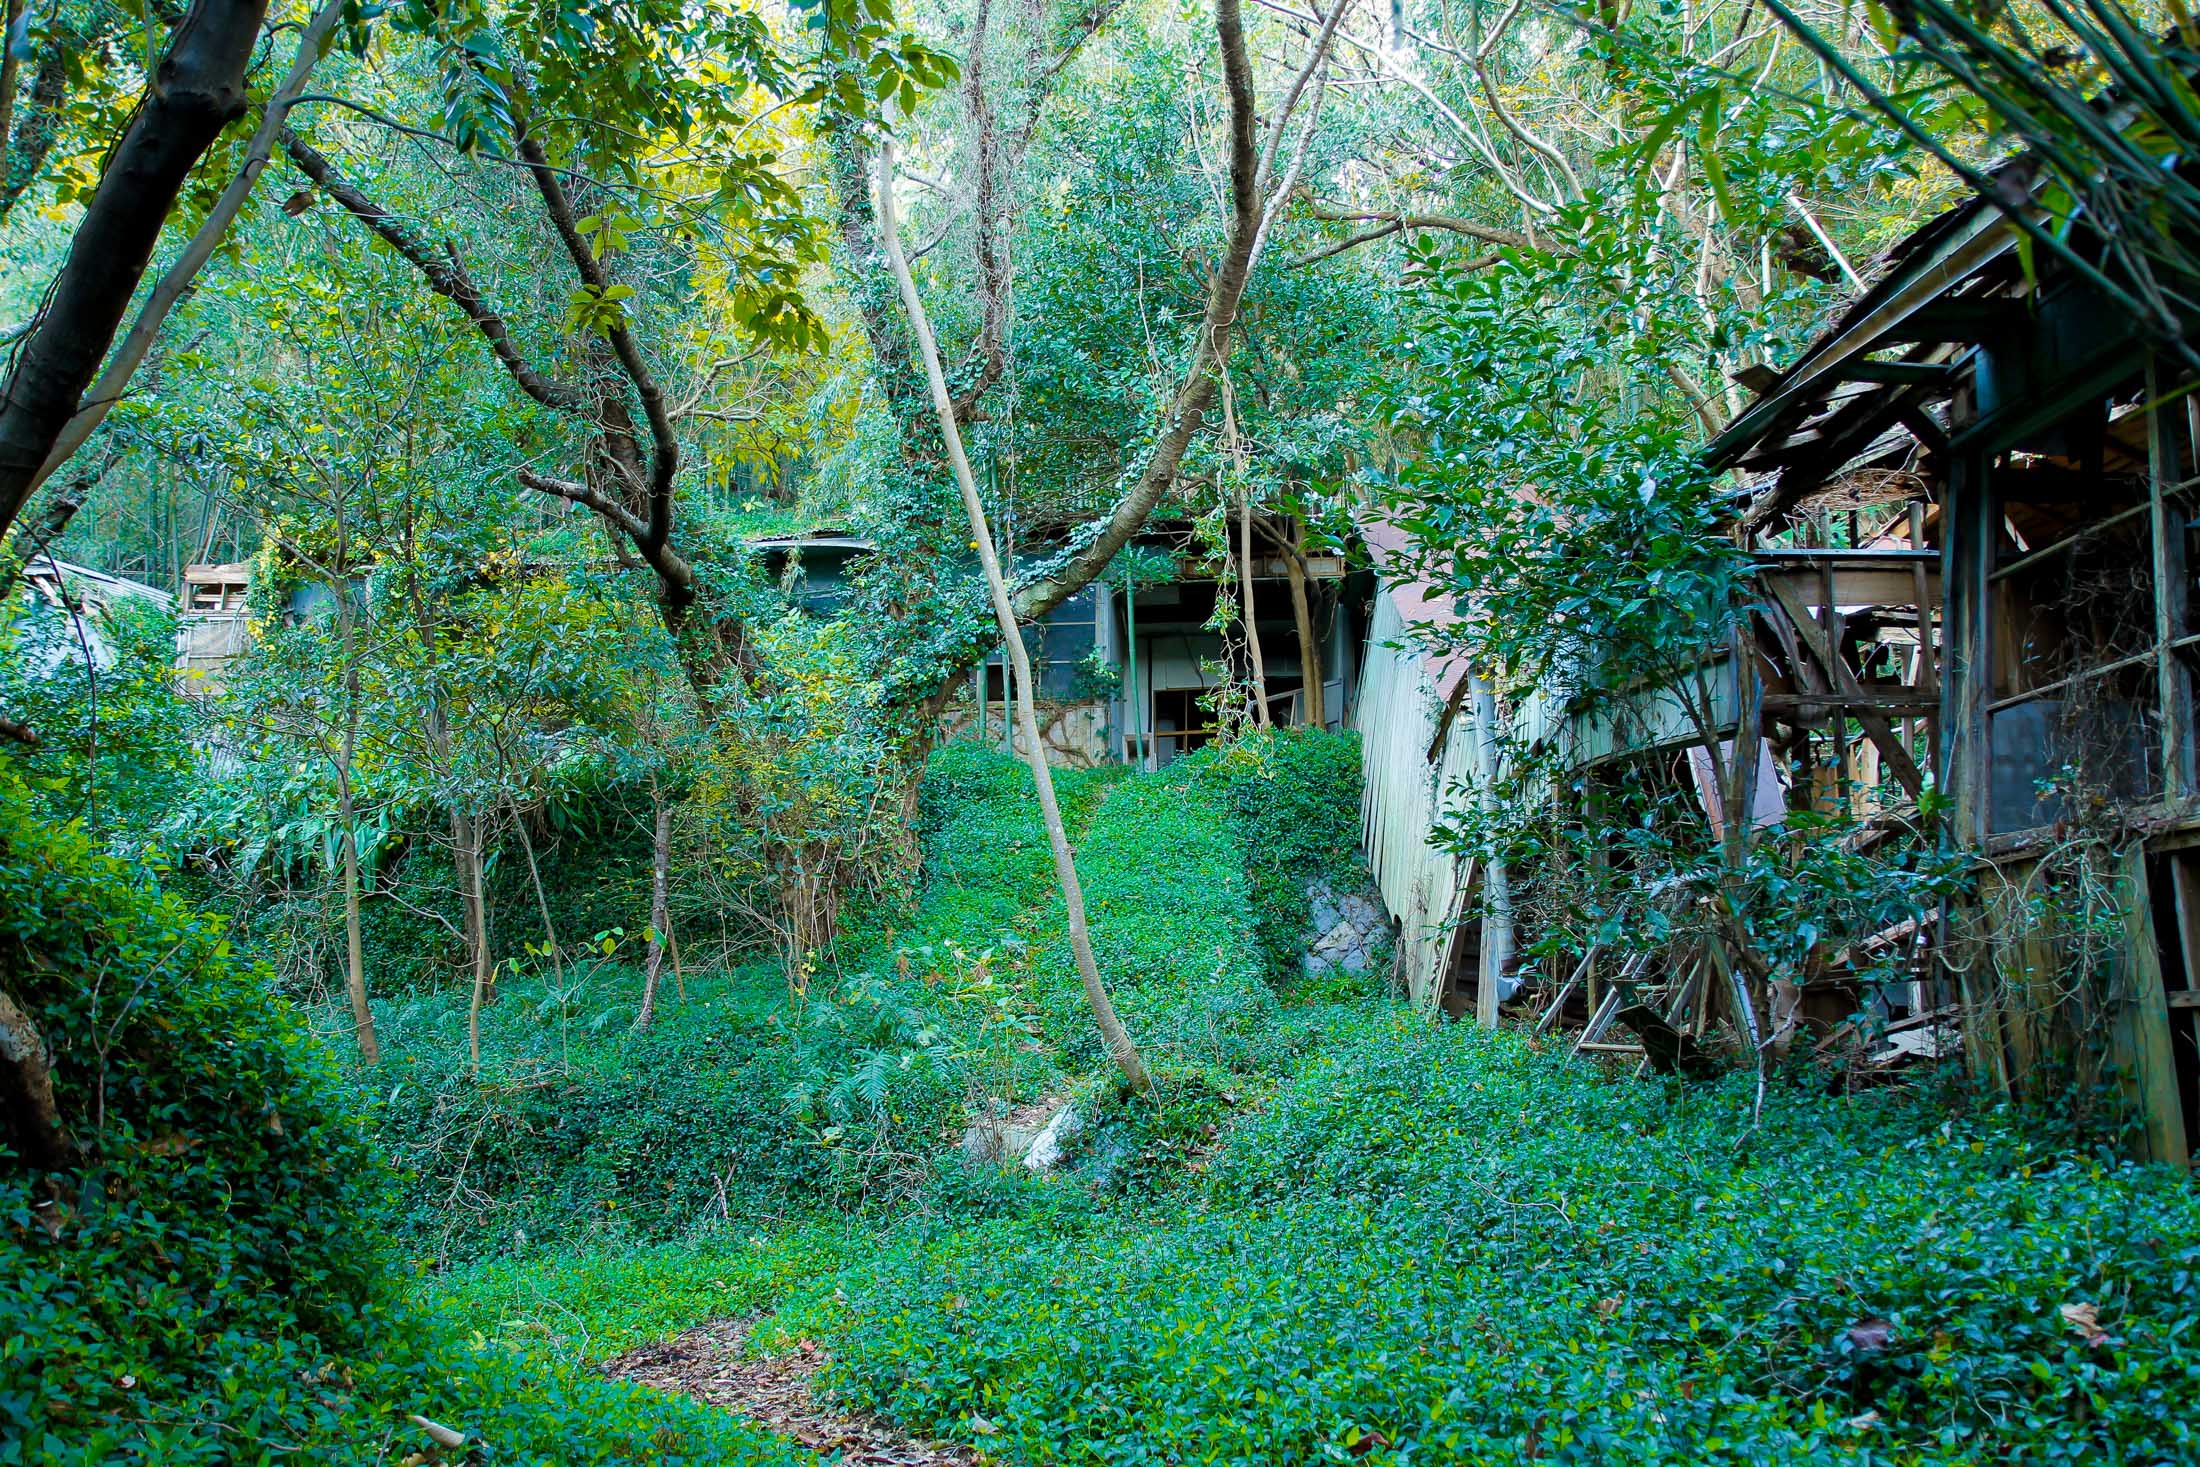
[0,766,801,1464]
[790,1018,2200,1465]
[367,731,1381,1261]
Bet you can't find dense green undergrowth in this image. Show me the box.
[0,766,800,1465]
[395,734,2200,1464]
[781,1021,2200,1465]
[367,731,1380,1261]
[436,1004,2200,1466]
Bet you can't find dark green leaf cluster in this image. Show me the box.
[0,764,793,1463]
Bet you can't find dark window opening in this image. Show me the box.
[1151,687,1216,764]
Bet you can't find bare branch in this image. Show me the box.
[281,130,590,414]
[512,123,681,556]
[1302,199,1535,250]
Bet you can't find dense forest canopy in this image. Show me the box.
[7,0,2200,1458]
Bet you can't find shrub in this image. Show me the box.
[0,766,797,1463]
[1188,728,1380,986]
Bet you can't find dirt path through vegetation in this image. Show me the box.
[601,1317,981,1465]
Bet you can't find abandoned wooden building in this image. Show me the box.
[1359,171,2200,1165]
[761,521,1369,768]
[1699,179,2200,1166]
[10,558,173,678]
[175,561,254,695]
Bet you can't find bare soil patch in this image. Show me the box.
[601,1317,982,1465]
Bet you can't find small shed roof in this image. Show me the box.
[24,558,173,610]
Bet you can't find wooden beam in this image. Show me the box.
[1763,578,1926,797]
[1706,207,2014,471]
[1847,361,1954,385]
[2148,360,2196,803]
[2112,845,2189,1167]
[1899,405,1950,454]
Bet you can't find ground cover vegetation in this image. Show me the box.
[5,0,2200,1457]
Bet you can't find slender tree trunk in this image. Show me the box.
[1238,479,1271,727]
[338,809,377,1066]
[879,144,1152,1094]
[510,801,565,988]
[333,749,378,1065]
[457,809,492,1072]
[331,551,378,1066]
[1283,520,1323,727]
[0,0,26,191]
[636,779,671,1031]
[1468,674,1514,1028]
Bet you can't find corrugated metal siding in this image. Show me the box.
[1354,593,1479,1010]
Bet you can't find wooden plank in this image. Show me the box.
[2172,852,2200,994]
[1762,564,1940,611]
[2111,845,2189,1167]
[1942,445,1994,847]
[1764,693,1939,714]
[1899,404,1950,454]
[2148,360,2196,802]
[1574,989,1624,1052]
[1765,578,1926,797]
[1847,360,1954,385]
[1909,500,1938,696]
[1534,943,1601,1034]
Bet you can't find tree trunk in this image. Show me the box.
[1469,674,1514,1028]
[457,809,492,1072]
[0,24,68,222]
[1283,520,1323,727]
[0,0,272,541]
[879,144,1152,1095]
[335,561,377,1066]
[339,819,377,1066]
[0,0,26,193]
[335,775,378,1066]
[1238,479,1271,727]
[511,801,564,988]
[636,780,671,1031]
[0,984,70,1168]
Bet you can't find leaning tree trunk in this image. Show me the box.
[879,144,1152,1095]
[0,0,272,540]
[510,801,565,989]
